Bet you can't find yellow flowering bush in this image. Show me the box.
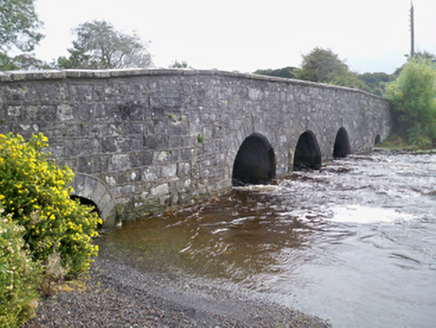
[0,208,40,327]
[0,133,101,277]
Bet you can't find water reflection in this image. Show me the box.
[101,188,308,281]
[99,151,436,328]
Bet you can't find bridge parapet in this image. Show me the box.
[0,69,391,226]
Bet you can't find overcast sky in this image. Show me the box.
[33,0,436,74]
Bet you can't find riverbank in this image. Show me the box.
[24,251,330,327]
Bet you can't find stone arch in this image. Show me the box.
[69,173,120,227]
[374,134,381,145]
[333,127,351,158]
[232,133,276,186]
[293,130,322,170]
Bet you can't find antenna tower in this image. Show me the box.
[410,1,415,57]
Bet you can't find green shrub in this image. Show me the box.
[0,209,40,327]
[0,133,101,277]
[408,127,433,149]
[385,57,436,147]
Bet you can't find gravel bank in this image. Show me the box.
[25,250,331,327]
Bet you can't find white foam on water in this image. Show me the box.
[234,184,280,192]
[211,228,230,234]
[325,205,415,224]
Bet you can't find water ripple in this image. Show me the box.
[101,151,436,328]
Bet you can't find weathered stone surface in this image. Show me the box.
[0,69,391,226]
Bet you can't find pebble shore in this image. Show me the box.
[24,248,331,327]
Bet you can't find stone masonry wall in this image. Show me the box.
[0,69,391,226]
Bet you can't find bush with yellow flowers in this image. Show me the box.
[0,133,101,277]
[0,208,40,327]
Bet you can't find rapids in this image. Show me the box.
[99,150,436,327]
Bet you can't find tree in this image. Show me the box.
[254,66,298,79]
[415,51,436,61]
[0,0,44,70]
[385,57,436,148]
[0,0,43,53]
[55,20,152,69]
[391,51,436,79]
[296,47,364,89]
[358,72,392,96]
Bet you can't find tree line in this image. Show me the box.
[1,0,435,148]
[255,48,435,96]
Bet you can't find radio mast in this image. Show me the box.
[410,1,415,57]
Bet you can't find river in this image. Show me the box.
[99,150,436,327]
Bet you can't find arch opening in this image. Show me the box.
[375,135,381,145]
[232,133,276,186]
[293,131,322,170]
[70,195,100,215]
[333,127,351,158]
[69,173,119,227]
[70,195,102,228]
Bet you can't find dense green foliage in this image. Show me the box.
[0,210,40,327]
[0,53,18,71]
[53,20,152,69]
[254,66,298,79]
[0,133,101,275]
[0,0,44,71]
[385,57,436,148]
[358,72,392,96]
[295,48,364,89]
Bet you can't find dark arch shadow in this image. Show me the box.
[293,130,322,170]
[375,135,381,145]
[70,195,100,215]
[333,127,351,158]
[69,173,120,228]
[70,195,102,228]
[232,133,276,186]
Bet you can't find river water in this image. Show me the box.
[99,150,436,327]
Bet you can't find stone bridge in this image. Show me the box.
[0,69,391,227]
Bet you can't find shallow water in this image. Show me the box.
[100,150,436,327]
